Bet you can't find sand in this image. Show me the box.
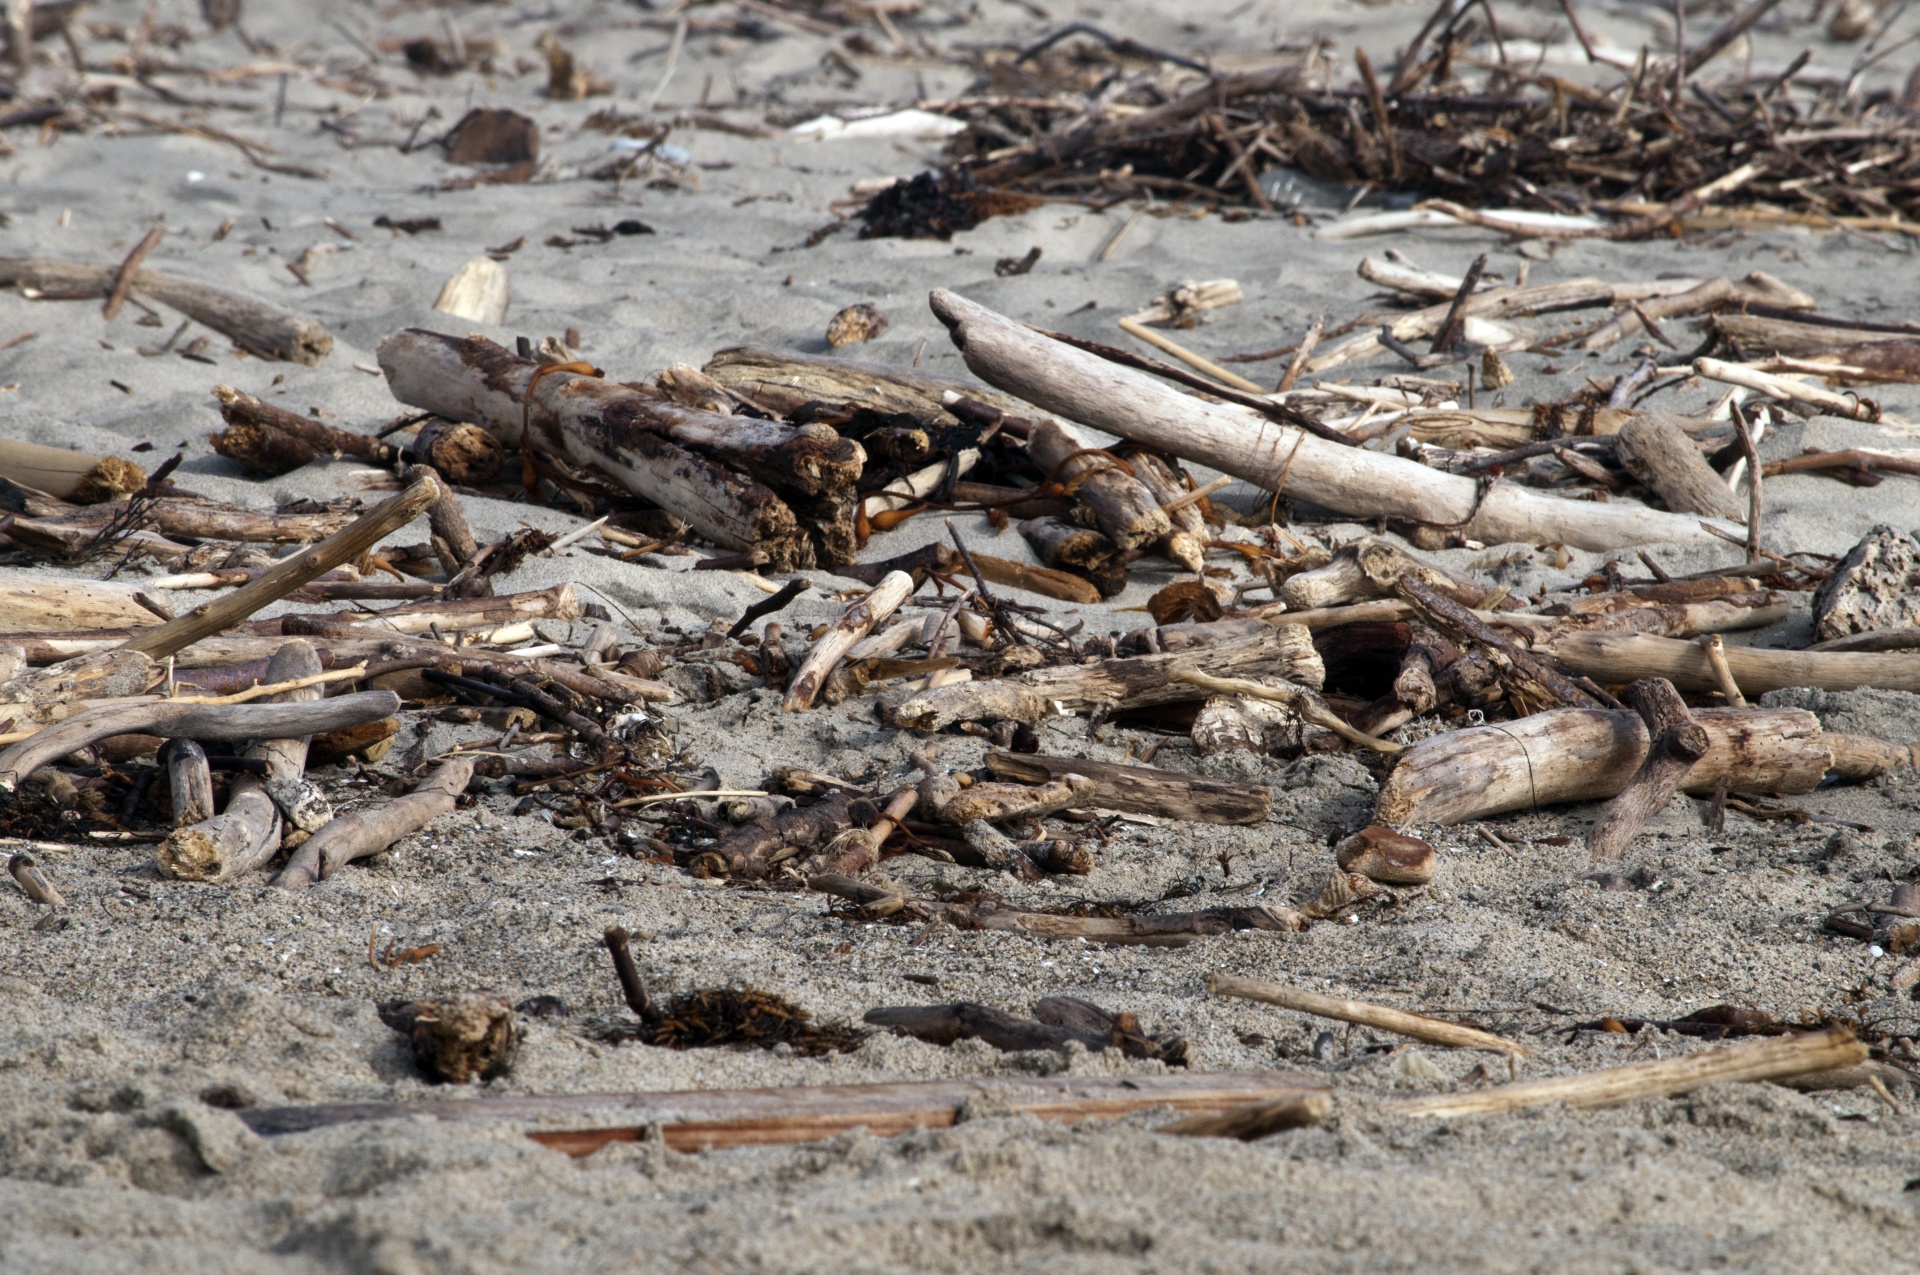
[3,1,1920,1271]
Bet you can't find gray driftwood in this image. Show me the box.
[273,755,476,891]
[1585,679,1711,858]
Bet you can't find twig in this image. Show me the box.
[1209,973,1529,1055]
[1731,401,1762,562]
[727,577,809,640]
[1699,634,1747,707]
[604,925,661,1023]
[1118,317,1266,393]
[102,227,165,322]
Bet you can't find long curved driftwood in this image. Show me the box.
[273,755,475,891]
[929,289,1735,552]
[1373,706,1832,826]
[1538,630,1920,694]
[0,691,400,792]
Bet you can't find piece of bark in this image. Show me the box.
[1334,826,1437,884]
[409,463,480,579]
[982,751,1271,824]
[116,477,442,662]
[783,571,913,710]
[1025,417,1169,552]
[930,289,1736,551]
[1208,973,1528,1056]
[164,738,215,827]
[0,256,333,363]
[378,994,518,1084]
[0,579,165,633]
[211,385,398,470]
[432,255,510,324]
[272,755,475,890]
[1811,525,1920,643]
[1586,679,1711,859]
[157,640,324,882]
[1373,706,1831,826]
[1126,451,1207,571]
[1615,413,1747,521]
[1538,628,1920,695]
[409,419,504,487]
[378,329,845,567]
[0,439,147,502]
[0,690,399,793]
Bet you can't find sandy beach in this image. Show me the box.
[3,1,1920,1270]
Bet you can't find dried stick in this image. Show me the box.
[212,384,397,465]
[1275,317,1322,393]
[1586,678,1710,859]
[1117,316,1266,393]
[1158,1091,1333,1141]
[727,577,809,639]
[1171,671,1402,753]
[271,755,475,891]
[1390,1026,1863,1118]
[1208,973,1529,1056]
[1699,634,1747,706]
[1731,402,1763,561]
[102,228,166,322]
[783,570,913,710]
[602,924,661,1023]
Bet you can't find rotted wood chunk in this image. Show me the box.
[1586,678,1710,859]
[983,751,1271,824]
[379,994,519,1084]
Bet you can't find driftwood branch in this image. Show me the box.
[1208,973,1529,1056]
[981,751,1271,823]
[272,755,476,891]
[1586,678,1710,859]
[784,571,913,710]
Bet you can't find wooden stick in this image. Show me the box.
[164,738,215,827]
[1731,403,1763,560]
[0,256,334,364]
[102,228,166,322]
[1699,634,1747,706]
[157,640,325,883]
[115,476,441,661]
[211,384,397,468]
[982,751,1271,823]
[271,755,475,891]
[1116,316,1267,393]
[931,290,1735,552]
[1695,357,1887,423]
[1539,629,1920,695]
[1208,973,1529,1056]
[0,691,400,793]
[6,852,66,907]
[783,570,913,710]
[1391,1026,1863,1118]
[1172,671,1403,753]
[1586,678,1711,859]
[968,552,1101,605]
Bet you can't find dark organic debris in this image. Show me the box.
[858,171,1043,241]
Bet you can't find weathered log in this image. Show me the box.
[0,649,156,721]
[294,584,580,637]
[0,690,400,793]
[931,289,1736,551]
[1615,413,1747,521]
[156,641,325,882]
[9,498,357,547]
[1126,451,1208,571]
[1191,687,1314,756]
[928,775,1090,825]
[164,738,215,827]
[1019,517,1123,594]
[378,329,852,567]
[1373,707,1831,826]
[210,385,397,473]
[1538,629,1920,695]
[982,751,1271,824]
[0,439,146,503]
[1695,356,1884,422]
[701,345,1019,422]
[408,419,504,487]
[272,755,476,891]
[1208,973,1528,1055]
[112,478,441,663]
[1281,539,1514,613]
[1174,671,1402,752]
[0,579,163,633]
[784,571,913,710]
[1025,417,1169,552]
[1586,679,1711,859]
[1578,274,1814,351]
[0,256,333,364]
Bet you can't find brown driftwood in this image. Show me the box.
[967,552,1102,605]
[157,641,326,883]
[236,1069,1328,1153]
[1537,629,1920,695]
[1019,517,1125,596]
[0,439,146,503]
[940,820,1093,876]
[0,256,333,363]
[164,738,214,827]
[784,571,913,710]
[378,994,518,1085]
[982,751,1271,824]
[8,498,357,549]
[1586,679,1711,859]
[1174,671,1404,753]
[923,775,1090,825]
[1025,417,1169,553]
[0,579,164,633]
[810,873,1307,946]
[294,584,580,637]
[1159,1092,1334,1141]
[407,419,504,487]
[209,385,397,474]
[689,790,880,879]
[1127,451,1207,571]
[931,289,1736,551]
[0,690,399,793]
[272,755,476,891]
[1373,707,1835,826]
[865,998,1187,1064]
[1208,973,1528,1056]
[885,625,1322,730]
[1334,826,1437,884]
[378,329,856,568]
[1615,413,1746,521]
[117,477,442,661]
[701,345,1019,423]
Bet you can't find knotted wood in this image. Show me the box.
[1586,678,1710,859]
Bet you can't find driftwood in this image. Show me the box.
[968,553,1102,605]
[923,774,1090,825]
[1811,526,1920,643]
[272,755,476,891]
[981,751,1271,824]
[296,584,581,637]
[379,994,519,1085]
[867,997,1188,1063]
[378,329,858,568]
[931,289,1736,551]
[157,641,325,883]
[1334,826,1437,884]
[1018,517,1125,596]
[810,873,1305,946]
[0,579,164,633]
[1586,679,1710,859]
[163,739,215,827]
[8,498,357,551]
[1208,973,1528,1056]
[1159,1092,1334,1141]
[1280,538,1513,613]
[209,385,398,474]
[0,439,146,502]
[114,478,441,661]
[689,790,882,880]
[701,345,1019,422]
[0,691,400,793]
[1174,671,1402,753]
[1127,451,1207,571]
[1373,707,1833,826]
[1025,417,1169,552]
[237,1070,1326,1153]
[1538,629,1920,695]
[1614,413,1747,521]
[408,420,505,488]
[0,256,333,364]
[784,571,913,710]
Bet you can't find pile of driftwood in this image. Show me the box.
[898,4,1920,239]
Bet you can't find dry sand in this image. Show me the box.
[3,1,1920,1271]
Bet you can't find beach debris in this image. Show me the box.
[1824,884,1920,955]
[5,851,65,906]
[379,994,520,1084]
[1208,972,1528,1057]
[273,755,475,891]
[866,997,1189,1064]
[825,301,888,348]
[1334,826,1436,885]
[432,256,510,325]
[979,750,1270,824]
[0,439,146,503]
[443,108,538,166]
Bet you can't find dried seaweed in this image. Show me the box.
[598,987,869,1057]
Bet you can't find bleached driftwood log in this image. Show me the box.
[1374,706,1838,826]
[1025,418,1168,552]
[930,290,1735,552]
[272,755,476,891]
[164,738,215,827]
[0,580,164,633]
[1537,629,1920,694]
[784,571,913,710]
[378,329,859,568]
